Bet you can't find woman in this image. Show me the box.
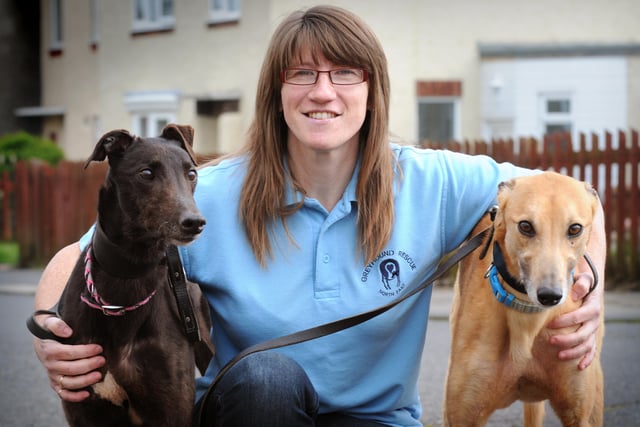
[33,5,605,426]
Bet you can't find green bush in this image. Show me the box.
[0,131,64,172]
[0,241,19,265]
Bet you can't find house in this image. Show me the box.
[13,0,640,160]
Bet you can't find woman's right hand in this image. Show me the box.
[33,315,105,402]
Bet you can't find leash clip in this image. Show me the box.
[484,264,493,279]
[489,205,499,221]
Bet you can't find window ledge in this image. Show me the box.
[48,48,63,57]
[207,17,240,27]
[131,23,175,36]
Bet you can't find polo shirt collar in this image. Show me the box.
[283,158,360,210]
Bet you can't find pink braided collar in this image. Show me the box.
[80,246,157,316]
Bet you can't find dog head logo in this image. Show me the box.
[380,259,400,290]
[361,249,415,297]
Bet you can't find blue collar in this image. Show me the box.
[486,264,544,313]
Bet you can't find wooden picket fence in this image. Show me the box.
[0,129,638,286]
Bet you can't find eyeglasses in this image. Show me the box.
[281,68,369,86]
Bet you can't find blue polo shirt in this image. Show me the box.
[78,143,533,425]
[177,144,533,426]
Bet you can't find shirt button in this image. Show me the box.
[323,254,330,263]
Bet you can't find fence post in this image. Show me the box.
[629,130,639,279]
[1,171,13,241]
[616,131,627,277]
[578,133,587,182]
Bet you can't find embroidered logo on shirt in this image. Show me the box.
[360,249,417,297]
[380,259,400,290]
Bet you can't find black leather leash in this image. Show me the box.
[194,226,490,424]
[166,244,202,343]
[26,306,73,344]
[26,277,73,343]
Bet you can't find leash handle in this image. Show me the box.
[194,227,490,423]
[583,252,599,297]
[26,308,74,344]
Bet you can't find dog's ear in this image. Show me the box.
[584,181,598,199]
[496,179,516,212]
[161,124,198,165]
[497,179,515,200]
[584,181,600,216]
[498,179,515,193]
[85,129,135,169]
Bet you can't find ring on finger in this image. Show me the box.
[58,374,65,389]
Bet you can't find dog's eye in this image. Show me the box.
[518,221,535,236]
[568,223,583,237]
[139,168,154,180]
[187,170,197,181]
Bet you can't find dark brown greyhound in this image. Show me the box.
[32,124,214,426]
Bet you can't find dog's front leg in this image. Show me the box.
[443,361,501,427]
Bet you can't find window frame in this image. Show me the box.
[124,91,178,137]
[417,96,461,144]
[90,0,99,48]
[539,92,574,137]
[132,112,175,138]
[208,0,241,25]
[132,0,175,34]
[49,0,64,52]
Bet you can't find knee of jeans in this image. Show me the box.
[208,352,319,424]
[230,352,307,388]
[225,352,316,403]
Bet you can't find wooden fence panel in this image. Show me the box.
[1,171,13,241]
[11,161,107,266]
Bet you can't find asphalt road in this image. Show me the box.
[1,269,639,426]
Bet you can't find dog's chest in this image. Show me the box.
[497,327,574,400]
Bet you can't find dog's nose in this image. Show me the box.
[181,216,206,235]
[537,287,563,306]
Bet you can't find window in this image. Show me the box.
[124,91,178,137]
[416,80,462,145]
[133,113,174,137]
[90,0,99,47]
[209,0,241,24]
[418,98,460,144]
[49,0,63,51]
[133,0,175,33]
[540,94,573,136]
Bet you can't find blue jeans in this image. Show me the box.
[194,352,386,426]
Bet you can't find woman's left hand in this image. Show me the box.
[547,272,602,370]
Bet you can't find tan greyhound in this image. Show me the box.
[444,171,604,427]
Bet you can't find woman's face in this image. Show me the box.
[281,53,369,155]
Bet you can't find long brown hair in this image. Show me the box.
[221,5,395,266]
